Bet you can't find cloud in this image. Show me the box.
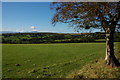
[31,26,38,32]
[31,26,36,29]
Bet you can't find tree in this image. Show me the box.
[51,2,120,67]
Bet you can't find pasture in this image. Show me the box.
[3,43,118,78]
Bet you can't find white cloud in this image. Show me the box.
[31,26,36,29]
[31,26,38,32]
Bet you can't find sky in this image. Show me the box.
[2,2,81,33]
[2,0,119,2]
[0,2,2,31]
[2,2,102,33]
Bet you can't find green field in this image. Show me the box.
[2,43,118,78]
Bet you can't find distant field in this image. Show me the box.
[2,43,118,78]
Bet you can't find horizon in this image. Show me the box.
[0,30,104,34]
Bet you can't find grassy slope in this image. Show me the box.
[67,58,120,78]
[2,43,106,78]
[67,42,120,78]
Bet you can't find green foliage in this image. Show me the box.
[2,32,120,44]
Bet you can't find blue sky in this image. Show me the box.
[0,2,2,31]
[2,2,81,33]
[2,2,101,33]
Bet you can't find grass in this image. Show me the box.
[2,43,118,78]
[67,42,120,78]
[67,58,120,79]
[95,39,105,41]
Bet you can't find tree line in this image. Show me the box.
[1,32,120,44]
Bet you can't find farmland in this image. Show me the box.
[1,32,120,44]
[2,32,104,44]
[2,32,120,78]
[2,43,111,78]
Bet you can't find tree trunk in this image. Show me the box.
[105,31,120,67]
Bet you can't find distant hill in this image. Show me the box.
[0,31,57,34]
[0,31,19,34]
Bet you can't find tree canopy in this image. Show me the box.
[51,2,120,32]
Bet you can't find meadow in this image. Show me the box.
[3,43,118,78]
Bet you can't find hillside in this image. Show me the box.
[1,32,120,44]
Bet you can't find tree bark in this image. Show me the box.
[105,31,120,67]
